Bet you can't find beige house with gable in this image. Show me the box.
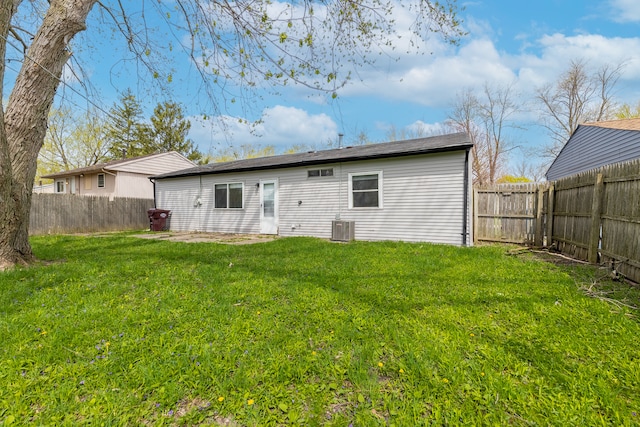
[41,152,196,199]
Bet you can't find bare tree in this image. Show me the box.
[447,83,520,186]
[0,0,464,269]
[535,59,623,158]
[385,122,447,142]
[37,107,109,180]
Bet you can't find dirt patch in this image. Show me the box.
[130,231,277,245]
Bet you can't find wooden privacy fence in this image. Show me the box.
[551,160,640,283]
[474,183,546,246]
[474,158,640,283]
[29,194,155,235]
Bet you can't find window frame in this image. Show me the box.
[307,168,334,178]
[54,179,66,194]
[348,171,383,209]
[97,173,105,188]
[214,182,245,209]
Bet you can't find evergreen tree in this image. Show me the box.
[148,101,202,162]
[106,89,151,159]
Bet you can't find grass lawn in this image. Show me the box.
[1,235,639,426]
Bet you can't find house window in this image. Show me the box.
[97,173,105,188]
[215,183,244,209]
[55,180,65,193]
[308,168,334,178]
[349,171,383,208]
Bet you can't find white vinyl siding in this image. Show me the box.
[154,150,472,245]
[278,152,467,244]
[155,176,203,231]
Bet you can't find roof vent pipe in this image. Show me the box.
[338,133,344,149]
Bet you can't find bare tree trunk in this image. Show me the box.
[0,0,97,269]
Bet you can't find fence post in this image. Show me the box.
[534,185,545,247]
[473,187,479,244]
[588,173,604,264]
[546,184,555,248]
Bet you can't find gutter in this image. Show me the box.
[149,178,157,208]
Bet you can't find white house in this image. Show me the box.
[151,133,474,245]
[41,151,196,199]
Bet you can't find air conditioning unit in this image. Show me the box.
[331,220,355,242]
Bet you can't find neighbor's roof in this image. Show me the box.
[582,117,640,131]
[545,118,640,181]
[151,133,472,180]
[42,151,194,179]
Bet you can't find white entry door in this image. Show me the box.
[260,180,278,234]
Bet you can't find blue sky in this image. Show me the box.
[39,0,640,173]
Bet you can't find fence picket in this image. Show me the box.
[29,194,155,235]
[474,158,640,283]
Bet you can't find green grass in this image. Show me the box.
[1,235,639,426]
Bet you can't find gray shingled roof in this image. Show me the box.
[41,152,185,179]
[151,133,472,180]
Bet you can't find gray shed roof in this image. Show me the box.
[546,120,640,181]
[151,133,472,180]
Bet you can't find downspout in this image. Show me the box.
[150,178,156,208]
[462,148,470,246]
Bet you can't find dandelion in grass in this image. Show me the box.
[442,378,449,383]
[247,399,255,405]
[481,372,485,377]
[312,351,317,356]
[399,369,405,374]
[470,333,475,337]
[218,396,224,402]
[378,362,384,368]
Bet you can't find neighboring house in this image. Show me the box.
[41,152,196,199]
[546,118,640,181]
[150,133,474,245]
[33,182,55,193]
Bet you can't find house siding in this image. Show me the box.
[155,177,204,231]
[39,152,195,198]
[115,172,155,199]
[546,126,640,180]
[155,150,471,245]
[75,172,116,196]
[113,152,195,175]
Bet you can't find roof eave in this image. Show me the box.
[151,143,473,180]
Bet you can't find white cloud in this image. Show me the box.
[516,34,640,98]
[610,0,640,22]
[188,106,338,153]
[337,29,640,110]
[342,38,516,107]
